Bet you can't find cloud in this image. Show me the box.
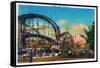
[69,23,88,36]
[56,19,68,27]
[57,19,68,24]
[56,19,68,33]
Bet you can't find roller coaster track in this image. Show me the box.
[21,32,57,45]
[19,14,60,41]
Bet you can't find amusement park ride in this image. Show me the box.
[18,13,75,63]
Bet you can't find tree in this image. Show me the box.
[84,22,94,50]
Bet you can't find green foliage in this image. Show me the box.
[79,50,85,56]
[61,48,68,57]
[84,22,94,50]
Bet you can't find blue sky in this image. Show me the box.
[18,4,95,29]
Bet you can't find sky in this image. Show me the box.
[18,4,95,35]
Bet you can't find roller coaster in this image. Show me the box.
[18,13,73,62]
[18,14,61,46]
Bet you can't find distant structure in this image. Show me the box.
[73,33,87,49]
